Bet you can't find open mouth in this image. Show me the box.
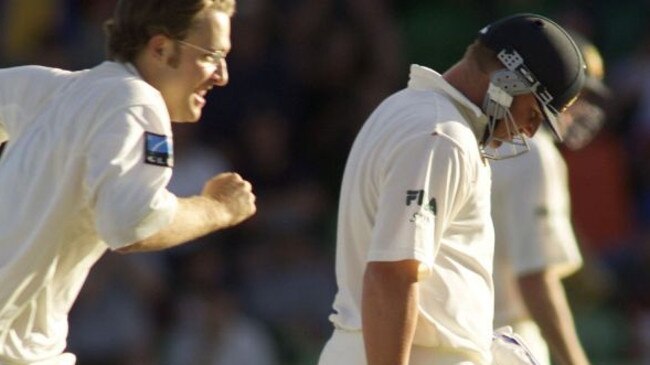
[194,90,207,107]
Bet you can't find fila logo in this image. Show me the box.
[406,190,437,215]
[406,190,424,206]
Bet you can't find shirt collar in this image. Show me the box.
[408,64,488,142]
[122,62,142,78]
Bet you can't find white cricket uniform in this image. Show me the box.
[491,128,583,365]
[318,65,494,365]
[0,62,178,364]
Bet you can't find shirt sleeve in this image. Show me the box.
[0,122,8,144]
[368,133,468,272]
[84,105,178,249]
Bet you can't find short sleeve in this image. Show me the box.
[85,105,177,249]
[369,133,467,272]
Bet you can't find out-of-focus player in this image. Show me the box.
[490,31,609,365]
[0,1,255,364]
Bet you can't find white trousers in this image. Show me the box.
[317,329,477,365]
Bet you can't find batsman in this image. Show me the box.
[317,13,586,365]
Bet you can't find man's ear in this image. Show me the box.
[146,34,172,61]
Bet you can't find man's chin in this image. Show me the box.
[170,111,202,123]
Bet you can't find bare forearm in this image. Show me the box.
[362,260,420,365]
[116,172,255,253]
[519,271,590,365]
[117,196,241,253]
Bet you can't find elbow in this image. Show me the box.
[113,239,151,254]
[518,269,558,288]
[517,268,564,302]
[113,242,140,254]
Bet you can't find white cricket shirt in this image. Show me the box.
[491,128,583,327]
[0,62,177,363]
[328,65,494,364]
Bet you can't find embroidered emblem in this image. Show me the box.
[144,132,173,167]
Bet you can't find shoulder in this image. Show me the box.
[90,62,163,106]
[433,119,478,149]
[0,64,72,80]
[54,63,171,140]
[432,116,483,173]
[0,65,76,97]
[395,88,480,150]
[376,88,482,161]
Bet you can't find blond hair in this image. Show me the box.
[463,40,503,76]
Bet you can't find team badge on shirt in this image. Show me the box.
[144,132,174,167]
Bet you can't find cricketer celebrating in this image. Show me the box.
[0,1,255,364]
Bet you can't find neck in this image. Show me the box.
[443,60,491,145]
[443,60,489,108]
[131,56,153,84]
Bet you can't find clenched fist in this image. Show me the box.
[202,172,256,227]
